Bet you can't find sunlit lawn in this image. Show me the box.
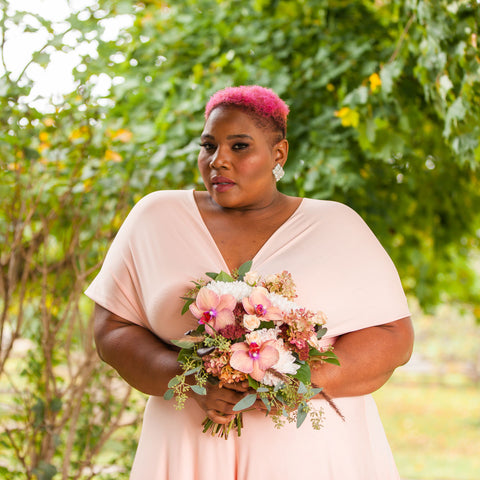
[374,376,480,480]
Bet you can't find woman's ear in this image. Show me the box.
[273,138,289,167]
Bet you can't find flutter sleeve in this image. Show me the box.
[323,202,411,336]
[84,197,151,327]
[292,200,411,337]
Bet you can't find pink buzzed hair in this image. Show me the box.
[204,85,289,137]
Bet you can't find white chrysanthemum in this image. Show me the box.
[263,339,300,386]
[205,281,253,301]
[267,292,299,313]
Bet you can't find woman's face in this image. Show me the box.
[198,106,287,210]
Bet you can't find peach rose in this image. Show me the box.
[243,314,261,331]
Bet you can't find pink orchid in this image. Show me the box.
[229,340,279,382]
[242,287,283,323]
[189,287,236,335]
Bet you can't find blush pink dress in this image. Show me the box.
[85,189,410,480]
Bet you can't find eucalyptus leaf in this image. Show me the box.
[190,385,207,395]
[296,403,308,428]
[261,396,271,414]
[297,381,308,395]
[163,389,175,401]
[167,377,181,388]
[316,327,327,339]
[256,387,269,393]
[184,366,201,375]
[233,393,257,412]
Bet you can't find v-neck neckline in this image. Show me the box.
[188,190,304,274]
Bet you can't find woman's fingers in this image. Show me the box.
[222,380,249,393]
[191,383,245,417]
[206,409,235,424]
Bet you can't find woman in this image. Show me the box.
[85,85,414,479]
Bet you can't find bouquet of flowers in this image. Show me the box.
[164,261,340,438]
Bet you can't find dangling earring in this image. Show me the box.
[272,163,285,182]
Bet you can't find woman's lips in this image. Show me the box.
[211,176,235,192]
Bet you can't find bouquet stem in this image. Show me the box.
[202,413,243,439]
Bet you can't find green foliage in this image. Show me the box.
[1,0,480,476]
[57,0,479,310]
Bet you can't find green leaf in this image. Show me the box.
[32,462,57,480]
[190,384,207,395]
[319,350,340,365]
[296,402,308,428]
[233,393,257,411]
[322,356,341,366]
[248,377,260,389]
[310,387,323,397]
[206,272,218,280]
[167,377,181,388]
[184,366,201,375]
[49,397,62,413]
[171,339,196,349]
[237,260,253,280]
[163,389,175,400]
[181,297,194,315]
[294,362,311,384]
[297,381,308,395]
[316,327,327,339]
[215,270,235,282]
[177,348,192,363]
[260,396,271,413]
[32,51,50,67]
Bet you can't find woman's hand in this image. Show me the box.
[190,381,249,424]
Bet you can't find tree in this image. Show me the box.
[1,0,479,477]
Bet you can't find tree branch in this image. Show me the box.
[388,12,417,64]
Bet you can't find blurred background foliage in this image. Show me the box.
[0,0,479,478]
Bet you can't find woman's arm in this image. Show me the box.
[311,316,414,398]
[93,303,180,396]
[93,303,246,424]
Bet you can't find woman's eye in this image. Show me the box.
[232,143,249,151]
[199,142,216,152]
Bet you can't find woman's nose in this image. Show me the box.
[209,148,228,169]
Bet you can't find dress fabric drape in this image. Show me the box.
[85,189,410,480]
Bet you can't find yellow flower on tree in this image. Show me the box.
[104,149,123,163]
[112,129,133,143]
[334,107,360,128]
[369,72,382,92]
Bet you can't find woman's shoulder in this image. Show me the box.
[122,189,193,226]
[135,189,191,207]
[299,197,375,237]
[130,189,192,213]
[301,197,362,220]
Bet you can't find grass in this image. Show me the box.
[373,375,480,480]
